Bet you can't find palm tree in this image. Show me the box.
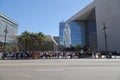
[37,32,45,45]
[32,32,45,50]
[18,31,30,51]
[18,31,45,51]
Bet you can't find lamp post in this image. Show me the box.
[3,25,8,52]
[103,22,108,57]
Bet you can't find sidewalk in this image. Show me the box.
[0,59,120,66]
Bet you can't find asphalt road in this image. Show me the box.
[0,59,120,80]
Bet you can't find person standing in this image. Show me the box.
[0,49,3,59]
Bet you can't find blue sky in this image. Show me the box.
[0,0,93,36]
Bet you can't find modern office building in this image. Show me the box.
[59,21,86,48]
[0,13,18,45]
[59,22,65,47]
[63,23,71,47]
[69,21,86,47]
[64,0,120,51]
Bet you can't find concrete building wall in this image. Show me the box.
[95,0,120,51]
[0,13,18,43]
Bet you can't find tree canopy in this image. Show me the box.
[18,31,45,51]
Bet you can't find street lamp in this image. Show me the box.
[102,22,108,57]
[3,25,8,51]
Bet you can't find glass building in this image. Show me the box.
[59,20,97,49]
[87,21,97,49]
[68,21,85,46]
[63,7,97,50]
[59,22,65,46]
[59,8,97,49]
[59,21,86,48]
[63,23,71,47]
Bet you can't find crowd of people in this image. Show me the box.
[0,50,77,59]
[0,49,120,60]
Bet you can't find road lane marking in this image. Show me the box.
[36,69,64,72]
[21,73,33,78]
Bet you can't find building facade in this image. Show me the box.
[64,0,120,51]
[59,22,65,47]
[0,13,18,45]
[68,21,85,47]
[59,21,86,48]
[94,0,120,51]
[63,23,71,47]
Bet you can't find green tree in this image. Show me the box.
[18,31,45,51]
[75,44,81,51]
[40,41,54,51]
[36,32,46,50]
[18,31,30,51]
